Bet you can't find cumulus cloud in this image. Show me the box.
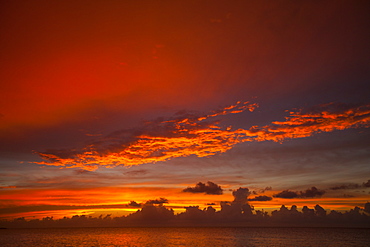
[232,187,251,205]
[183,181,223,195]
[34,102,370,170]
[248,195,272,201]
[300,187,325,197]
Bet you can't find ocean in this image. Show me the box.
[0,227,369,247]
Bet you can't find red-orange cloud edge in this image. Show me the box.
[33,102,370,170]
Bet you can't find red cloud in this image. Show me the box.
[247,103,370,142]
[34,102,370,170]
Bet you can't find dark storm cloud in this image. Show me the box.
[248,195,272,201]
[183,181,223,195]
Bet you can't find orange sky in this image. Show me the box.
[0,0,369,221]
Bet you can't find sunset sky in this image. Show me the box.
[1,0,369,220]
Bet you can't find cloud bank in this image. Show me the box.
[34,102,370,170]
[1,188,369,228]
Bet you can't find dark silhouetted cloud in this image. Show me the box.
[248,195,273,201]
[145,198,168,205]
[330,180,370,190]
[330,184,361,190]
[273,190,299,199]
[128,201,141,207]
[183,181,223,195]
[232,187,251,205]
[274,187,325,199]
[300,187,325,198]
[2,201,369,228]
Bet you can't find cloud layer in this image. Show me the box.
[2,191,369,228]
[273,187,326,199]
[34,102,370,170]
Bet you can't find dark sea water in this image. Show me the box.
[0,227,369,247]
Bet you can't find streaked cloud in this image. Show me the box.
[329,179,370,190]
[273,187,326,199]
[248,195,273,202]
[256,103,370,142]
[34,102,370,170]
[0,186,17,189]
[34,101,257,170]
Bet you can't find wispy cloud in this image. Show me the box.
[34,101,257,170]
[34,102,370,170]
[330,179,370,190]
[248,102,370,142]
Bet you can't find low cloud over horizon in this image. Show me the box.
[1,187,369,228]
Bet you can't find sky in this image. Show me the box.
[0,0,370,222]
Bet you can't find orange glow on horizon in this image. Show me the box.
[1,185,368,220]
